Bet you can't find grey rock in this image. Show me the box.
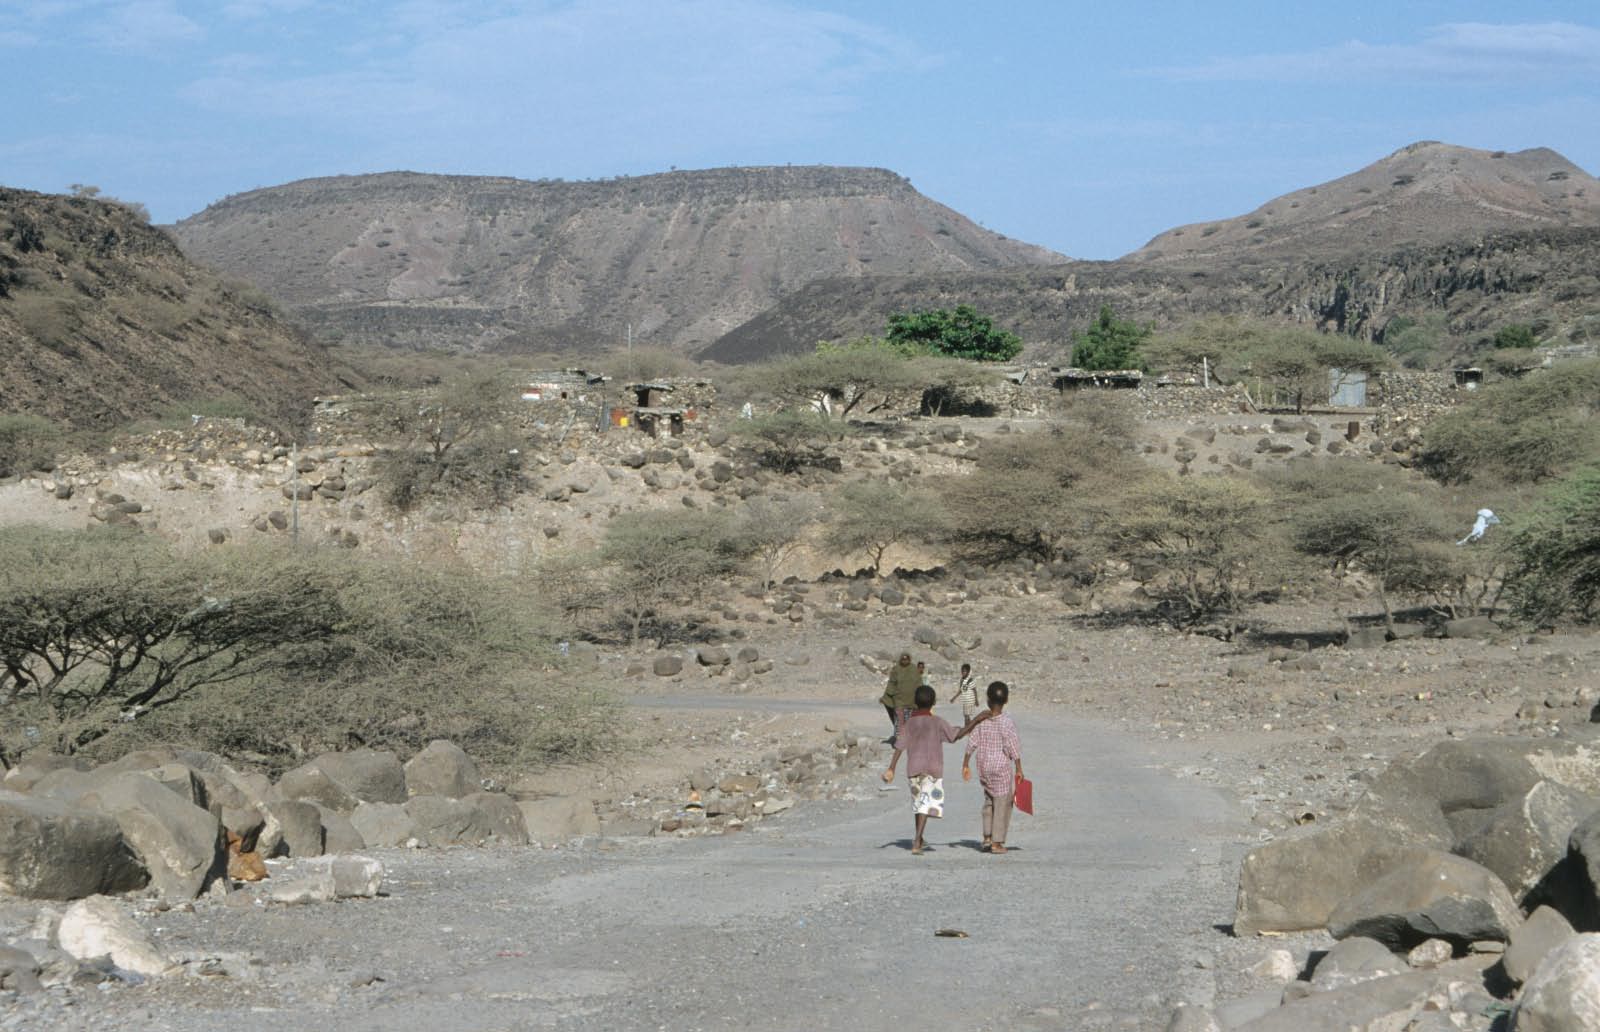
[653,655,684,677]
[278,749,406,809]
[1327,848,1521,950]
[404,793,529,847]
[1444,615,1498,639]
[0,944,42,993]
[1164,1003,1222,1031]
[317,807,367,853]
[403,740,482,800]
[696,646,731,667]
[1504,905,1577,986]
[79,773,225,900]
[270,799,326,857]
[1513,933,1600,1031]
[349,802,422,848]
[879,587,905,606]
[1309,936,1406,990]
[517,796,599,842]
[1456,780,1596,903]
[0,754,90,794]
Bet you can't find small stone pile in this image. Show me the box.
[1179,728,1600,1029]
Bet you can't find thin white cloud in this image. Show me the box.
[178,0,925,161]
[220,0,315,17]
[1152,21,1600,83]
[86,0,203,52]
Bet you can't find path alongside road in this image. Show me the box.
[77,698,1252,1032]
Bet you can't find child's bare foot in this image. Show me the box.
[980,837,992,851]
[990,844,1007,854]
[911,841,924,855]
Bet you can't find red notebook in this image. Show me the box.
[1014,775,1034,816]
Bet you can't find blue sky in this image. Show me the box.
[3,1,1599,258]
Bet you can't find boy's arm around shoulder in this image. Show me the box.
[953,708,992,740]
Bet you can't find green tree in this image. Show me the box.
[738,344,928,420]
[1070,305,1151,371]
[1505,464,1600,624]
[1493,324,1538,350]
[1381,313,1448,368]
[884,305,1023,362]
[826,481,947,576]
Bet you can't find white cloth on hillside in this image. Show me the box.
[1457,509,1500,546]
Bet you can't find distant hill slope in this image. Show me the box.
[703,142,1600,364]
[170,167,1065,354]
[701,227,1600,364]
[1130,142,1600,261]
[0,188,335,431]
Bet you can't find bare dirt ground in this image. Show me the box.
[6,588,1596,1031]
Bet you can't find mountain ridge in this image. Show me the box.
[171,165,1066,354]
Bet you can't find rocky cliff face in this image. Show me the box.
[170,167,1065,354]
[700,228,1600,363]
[0,188,335,431]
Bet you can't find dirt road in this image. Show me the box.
[57,698,1251,1032]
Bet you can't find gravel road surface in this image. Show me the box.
[36,701,1250,1032]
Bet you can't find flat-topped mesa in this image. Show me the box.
[186,166,923,220]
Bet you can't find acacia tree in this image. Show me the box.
[599,510,744,644]
[1275,462,1462,634]
[1099,474,1280,627]
[730,410,851,473]
[374,371,524,511]
[1506,464,1600,624]
[732,493,824,588]
[885,305,1022,362]
[1143,316,1389,410]
[826,481,947,576]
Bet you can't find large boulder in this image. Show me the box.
[349,802,423,848]
[1235,814,1446,935]
[1455,780,1598,904]
[1504,906,1578,986]
[403,741,481,800]
[1557,809,1600,931]
[0,754,90,793]
[0,790,147,899]
[79,773,226,901]
[57,896,175,978]
[1236,961,1494,1032]
[404,793,529,847]
[517,796,600,842]
[1513,933,1600,1031]
[277,749,406,811]
[1327,848,1522,951]
[267,855,385,904]
[268,800,326,858]
[1306,936,1407,992]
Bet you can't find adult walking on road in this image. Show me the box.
[879,651,921,746]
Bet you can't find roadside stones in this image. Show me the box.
[349,802,423,848]
[1326,849,1522,950]
[403,740,482,799]
[269,800,326,858]
[278,749,407,810]
[1512,933,1600,1031]
[57,896,175,978]
[402,792,530,847]
[695,646,730,667]
[1455,780,1596,903]
[516,796,600,842]
[653,655,684,677]
[1308,936,1407,990]
[0,944,42,992]
[0,791,148,899]
[78,773,226,901]
[1504,906,1577,985]
[267,855,385,905]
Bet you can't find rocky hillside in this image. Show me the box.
[1131,142,1600,261]
[169,167,1064,354]
[0,188,336,431]
[701,226,1600,363]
